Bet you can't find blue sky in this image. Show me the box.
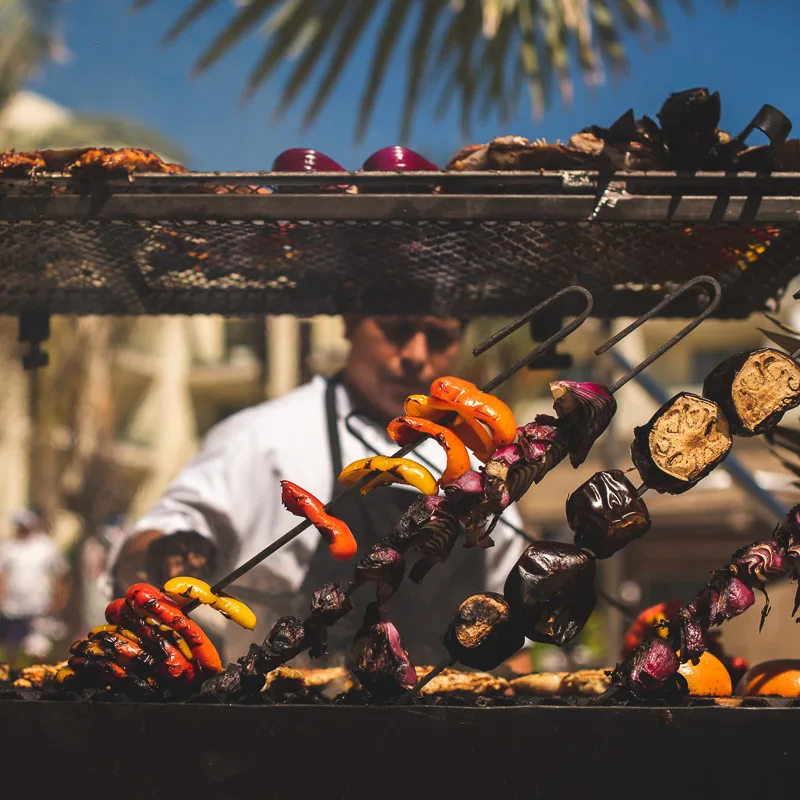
[25,1,800,170]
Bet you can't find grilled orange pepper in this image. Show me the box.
[387,415,471,485]
[404,394,495,462]
[430,376,516,447]
[338,456,438,496]
[163,576,257,631]
[281,481,358,561]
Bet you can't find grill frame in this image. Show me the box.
[2,699,798,798]
[1,170,799,318]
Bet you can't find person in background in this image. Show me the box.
[0,510,70,667]
[110,316,528,665]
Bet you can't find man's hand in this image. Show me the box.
[144,531,218,590]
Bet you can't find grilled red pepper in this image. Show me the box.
[105,597,198,683]
[281,480,358,561]
[126,583,223,675]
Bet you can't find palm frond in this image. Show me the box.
[357,0,415,138]
[163,0,221,44]
[275,0,350,117]
[400,0,449,141]
[302,0,380,129]
[140,0,740,140]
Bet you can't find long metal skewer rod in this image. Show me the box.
[183,288,594,610]
[596,276,722,394]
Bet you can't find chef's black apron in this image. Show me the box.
[298,377,486,666]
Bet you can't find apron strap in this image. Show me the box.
[324,374,346,496]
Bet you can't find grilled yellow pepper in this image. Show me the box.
[163,576,257,631]
[338,456,438,496]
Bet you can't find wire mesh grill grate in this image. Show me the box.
[0,218,796,317]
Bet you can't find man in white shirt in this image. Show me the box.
[0,510,70,667]
[111,316,527,664]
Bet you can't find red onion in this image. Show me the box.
[515,416,561,462]
[361,145,439,172]
[351,544,406,605]
[353,602,417,696]
[550,381,617,468]
[271,148,353,193]
[307,582,353,658]
[444,468,509,549]
[361,145,439,193]
[386,495,459,554]
[611,636,681,698]
[257,615,308,672]
[731,540,788,584]
[272,148,346,173]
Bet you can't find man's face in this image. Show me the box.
[344,316,463,421]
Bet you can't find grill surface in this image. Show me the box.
[1,171,798,317]
[1,699,797,798]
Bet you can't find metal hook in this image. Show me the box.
[595,276,722,394]
[474,286,594,393]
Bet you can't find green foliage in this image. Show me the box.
[137,0,739,141]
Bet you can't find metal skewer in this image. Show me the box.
[183,286,594,611]
[595,275,722,394]
[400,277,723,700]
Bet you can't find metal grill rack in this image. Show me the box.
[1,170,799,318]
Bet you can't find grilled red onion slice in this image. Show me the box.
[550,381,617,468]
[307,582,353,658]
[353,602,417,697]
[257,615,308,672]
[610,636,682,699]
[443,468,509,549]
[386,495,457,553]
[351,544,406,605]
[503,542,597,646]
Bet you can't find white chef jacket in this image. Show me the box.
[110,376,527,640]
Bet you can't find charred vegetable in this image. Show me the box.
[566,470,651,558]
[550,381,617,468]
[610,636,685,701]
[442,592,524,671]
[503,542,596,646]
[306,582,353,659]
[353,602,417,697]
[350,544,406,605]
[631,392,732,494]
[702,348,800,437]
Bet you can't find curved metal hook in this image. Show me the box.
[475,286,594,393]
[595,275,722,394]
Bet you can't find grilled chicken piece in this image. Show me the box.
[0,150,46,177]
[69,147,188,175]
[446,135,595,172]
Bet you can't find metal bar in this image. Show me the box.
[3,170,800,191]
[608,348,788,521]
[3,193,800,221]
